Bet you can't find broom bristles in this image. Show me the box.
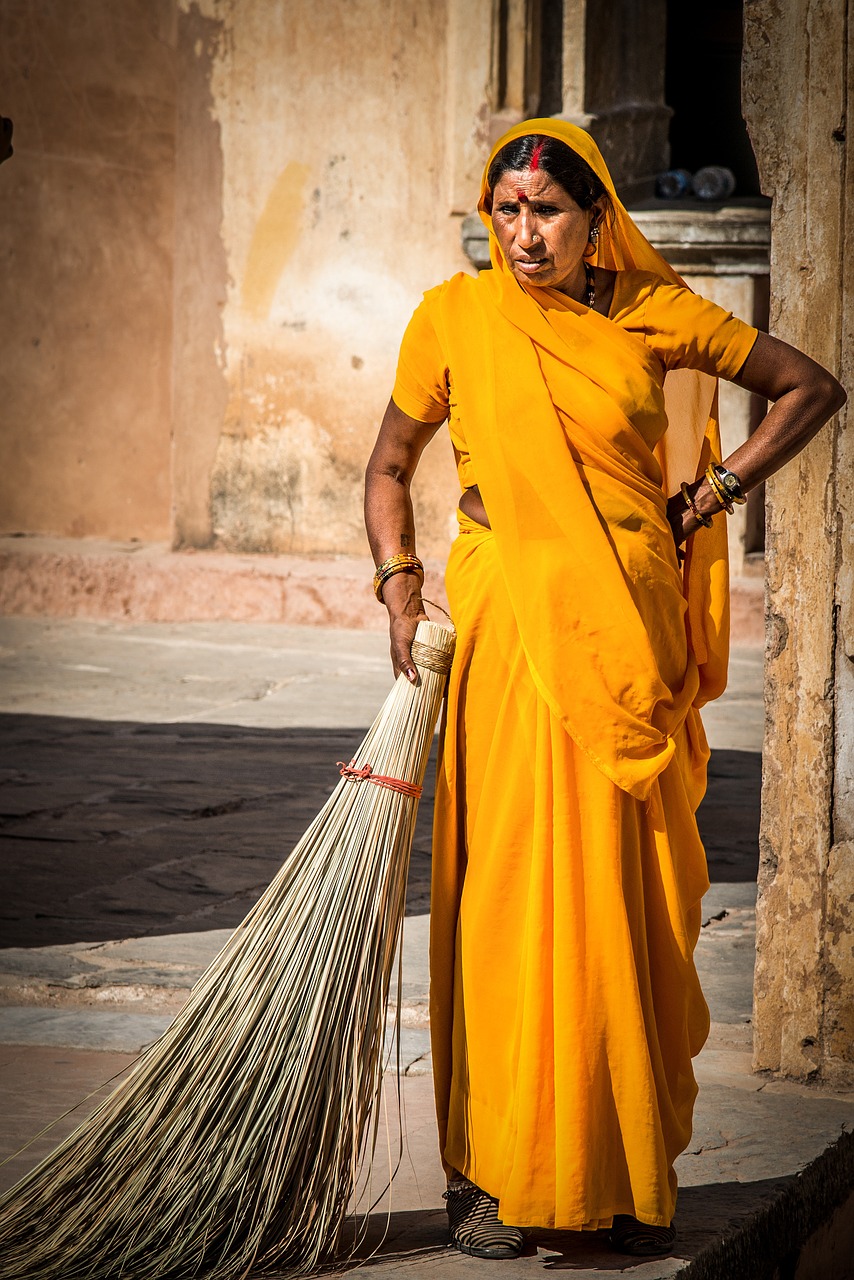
[0,620,455,1280]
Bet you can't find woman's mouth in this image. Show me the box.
[514,258,547,273]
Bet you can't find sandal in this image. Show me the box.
[608,1214,677,1257]
[444,1182,525,1259]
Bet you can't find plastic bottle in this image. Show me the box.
[655,168,693,199]
[692,166,737,201]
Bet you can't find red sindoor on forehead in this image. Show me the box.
[516,189,529,202]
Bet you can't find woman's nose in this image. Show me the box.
[516,208,539,248]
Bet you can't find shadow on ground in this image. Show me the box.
[0,714,760,949]
[312,1173,792,1275]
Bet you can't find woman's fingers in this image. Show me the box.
[389,613,428,683]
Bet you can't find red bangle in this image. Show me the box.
[680,482,713,529]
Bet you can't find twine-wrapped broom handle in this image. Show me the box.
[338,620,455,796]
[410,637,454,675]
[413,605,456,673]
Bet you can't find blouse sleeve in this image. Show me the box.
[391,294,450,424]
[643,278,760,380]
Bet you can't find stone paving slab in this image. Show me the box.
[0,913,431,1002]
[0,616,394,726]
[0,1006,433,1072]
[0,1044,139,1194]
[0,1006,173,1052]
[0,618,849,1277]
[0,1052,848,1277]
[0,717,437,945]
[0,619,761,951]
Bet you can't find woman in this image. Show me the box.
[364,119,844,1260]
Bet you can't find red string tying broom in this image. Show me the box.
[0,619,455,1280]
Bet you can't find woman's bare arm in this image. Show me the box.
[670,331,847,541]
[365,397,444,681]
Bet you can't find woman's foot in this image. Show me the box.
[443,1181,524,1259]
[608,1214,677,1257]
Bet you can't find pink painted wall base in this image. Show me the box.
[0,536,763,645]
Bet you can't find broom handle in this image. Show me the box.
[420,597,454,629]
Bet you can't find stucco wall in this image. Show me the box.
[0,1,177,541]
[1,0,472,560]
[183,0,467,559]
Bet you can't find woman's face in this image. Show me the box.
[489,168,603,295]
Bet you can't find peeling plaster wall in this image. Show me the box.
[1,0,471,558]
[0,1,177,541]
[171,4,229,549]
[743,0,853,1084]
[183,0,466,558]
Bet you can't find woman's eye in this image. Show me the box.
[497,203,518,215]
[533,205,558,215]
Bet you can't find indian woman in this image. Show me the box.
[364,119,845,1260]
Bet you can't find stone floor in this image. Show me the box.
[0,616,850,1278]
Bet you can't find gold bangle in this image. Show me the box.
[373,553,424,602]
[704,464,734,514]
[680,482,713,528]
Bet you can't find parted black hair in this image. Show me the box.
[486,134,611,214]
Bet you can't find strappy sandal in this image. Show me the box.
[443,1182,525,1259]
[608,1214,677,1257]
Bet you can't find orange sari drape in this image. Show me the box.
[428,120,730,1230]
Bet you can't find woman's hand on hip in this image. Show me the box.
[665,488,705,551]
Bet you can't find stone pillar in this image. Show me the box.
[743,1,854,1085]
[444,0,496,214]
[561,0,670,199]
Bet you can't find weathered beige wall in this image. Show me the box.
[182,0,467,559]
[744,0,853,1085]
[171,4,229,549]
[0,0,474,559]
[0,1,176,541]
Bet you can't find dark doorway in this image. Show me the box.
[666,0,762,197]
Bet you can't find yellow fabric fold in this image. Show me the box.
[430,512,712,1229]
[432,271,698,798]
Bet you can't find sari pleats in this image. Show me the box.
[430,515,711,1229]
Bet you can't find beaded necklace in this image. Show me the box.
[584,261,596,309]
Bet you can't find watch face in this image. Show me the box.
[722,474,736,491]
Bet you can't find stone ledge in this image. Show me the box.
[0,535,763,645]
[679,1130,854,1280]
[629,200,772,276]
[0,536,448,632]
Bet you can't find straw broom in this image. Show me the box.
[0,619,455,1280]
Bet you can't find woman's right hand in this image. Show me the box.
[381,571,429,683]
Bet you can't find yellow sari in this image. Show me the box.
[393,120,757,1230]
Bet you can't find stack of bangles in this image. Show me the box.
[704,462,747,512]
[680,463,747,528]
[373,552,424,602]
